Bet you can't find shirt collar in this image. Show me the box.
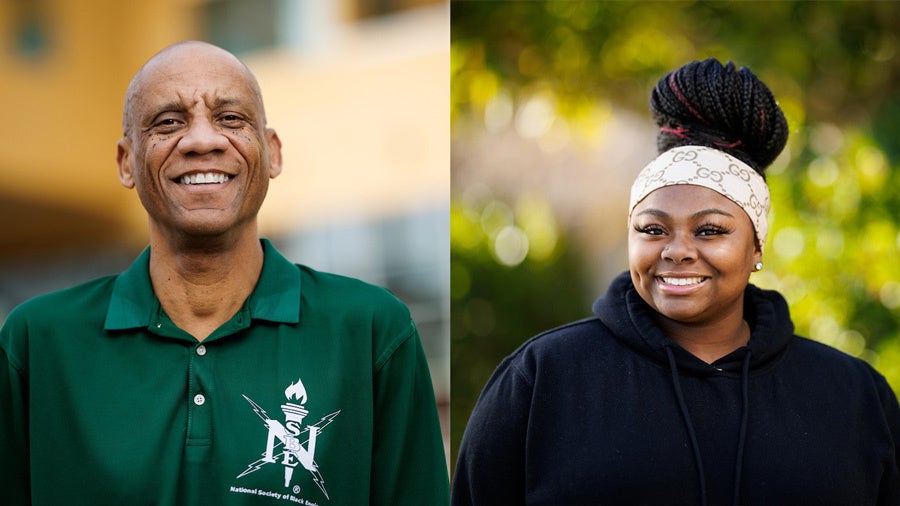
[248,239,301,324]
[104,238,300,331]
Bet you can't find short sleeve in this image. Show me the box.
[371,322,449,505]
[0,315,31,506]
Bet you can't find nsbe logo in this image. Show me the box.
[238,378,341,500]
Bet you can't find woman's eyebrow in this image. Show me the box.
[692,208,735,219]
[635,208,669,218]
[634,208,735,219]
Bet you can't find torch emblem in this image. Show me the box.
[238,378,341,500]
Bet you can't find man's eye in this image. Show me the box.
[152,117,181,130]
[220,114,246,126]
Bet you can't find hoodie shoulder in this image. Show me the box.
[516,317,606,353]
[498,316,622,386]
[788,336,889,383]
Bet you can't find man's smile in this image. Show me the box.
[179,171,233,185]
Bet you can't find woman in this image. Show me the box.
[452,59,900,505]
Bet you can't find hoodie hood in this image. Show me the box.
[592,271,795,375]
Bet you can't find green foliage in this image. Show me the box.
[759,130,900,368]
[450,196,591,467]
[451,0,900,469]
[452,1,899,122]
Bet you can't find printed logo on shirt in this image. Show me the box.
[235,378,341,502]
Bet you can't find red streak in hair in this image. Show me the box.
[669,74,708,125]
[660,125,691,139]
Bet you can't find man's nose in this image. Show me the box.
[177,117,229,155]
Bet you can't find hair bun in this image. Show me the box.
[650,58,788,174]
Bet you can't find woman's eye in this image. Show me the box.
[635,225,664,236]
[697,225,727,236]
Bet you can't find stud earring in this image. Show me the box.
[754,262,763,271]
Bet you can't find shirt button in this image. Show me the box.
[196,345,207,356]
[193,394,206,406]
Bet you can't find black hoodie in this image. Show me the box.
[453,272,900,505]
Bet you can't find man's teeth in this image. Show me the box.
[662,277,705,286]
[180,173,230,185]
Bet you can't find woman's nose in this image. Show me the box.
[662,233,697,264]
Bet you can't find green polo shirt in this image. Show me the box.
[0,239,449,505]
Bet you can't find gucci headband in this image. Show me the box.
[629,145,770,250]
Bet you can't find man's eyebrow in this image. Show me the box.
[211,97,251,109]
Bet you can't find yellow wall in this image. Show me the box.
[0,0,201,249]
[0,1,448,256]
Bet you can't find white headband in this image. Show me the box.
[629,145,770,251]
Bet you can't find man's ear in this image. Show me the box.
[266,128,283,179]
[116,137,135,189]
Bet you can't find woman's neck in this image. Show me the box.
[656,312,751,364]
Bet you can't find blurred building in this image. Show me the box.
[0,0,449,455]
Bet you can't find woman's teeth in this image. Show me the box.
[662,277,704,286]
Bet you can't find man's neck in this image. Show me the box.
[148,233,265,342]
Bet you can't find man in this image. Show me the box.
[0,41,449,505]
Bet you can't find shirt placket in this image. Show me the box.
[186,341,213,463]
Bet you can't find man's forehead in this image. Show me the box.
[136,42,255,91]
[140,54,253,93]
[143,42,245,75]
[137,89,254,112]
[133,57,260,111]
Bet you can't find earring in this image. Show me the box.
[754,262,763,271]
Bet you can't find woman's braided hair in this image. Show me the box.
[650,58,788,177]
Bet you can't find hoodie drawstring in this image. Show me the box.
[664,346,753,506]
[732,351,752,505]
[665,346,708,506]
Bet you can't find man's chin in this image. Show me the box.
[157,216,253,246]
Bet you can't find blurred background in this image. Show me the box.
[0,0,449,464]
[451,1,900,469]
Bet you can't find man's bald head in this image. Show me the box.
[121,41,266,137]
